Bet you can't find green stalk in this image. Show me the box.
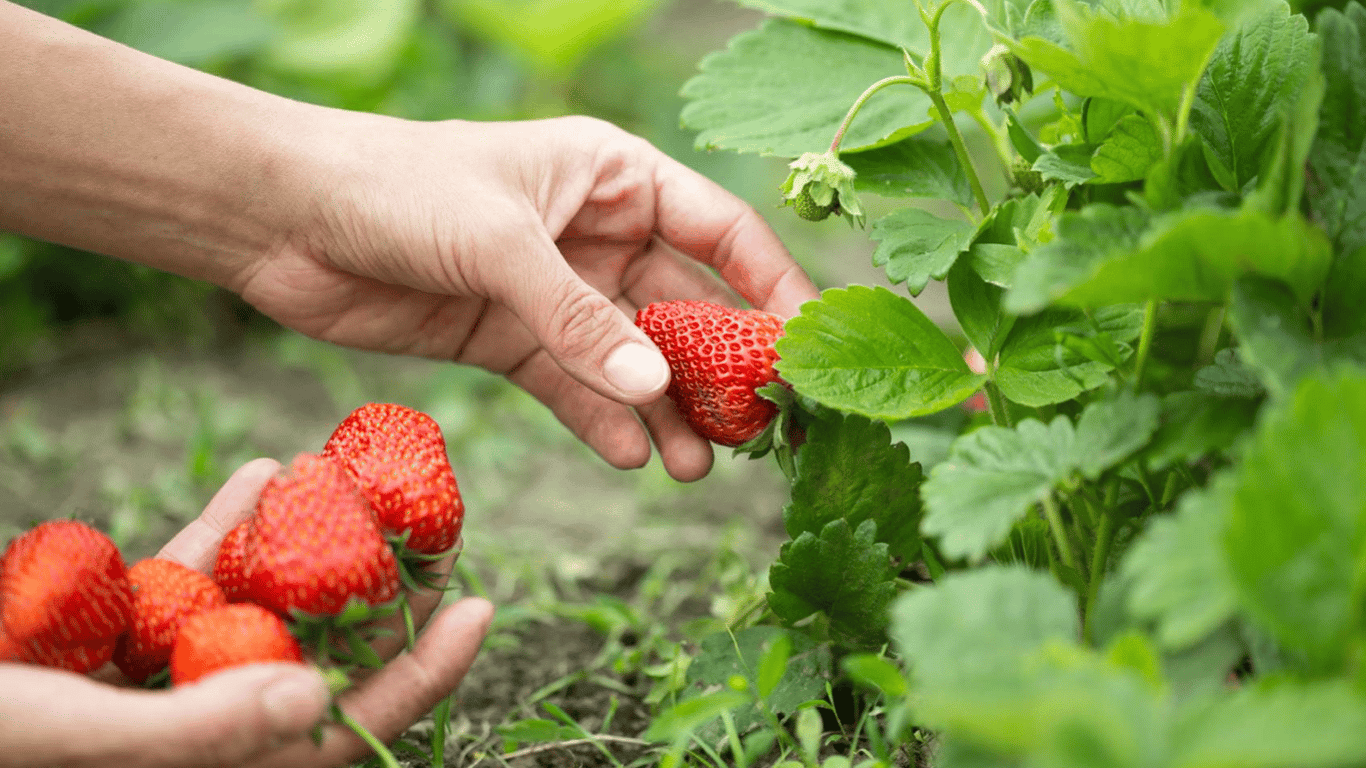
[1083,508,1119,643]
[1133,299,1159,388]
[919,0,991,217]
[1042,495,1079,574]
[829,75,925,153]
[333,705,401,768]
[1195,304,1225,368]
[984,380,1013,428]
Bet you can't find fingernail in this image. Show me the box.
[262,671,329,734]
[604,342,669,397]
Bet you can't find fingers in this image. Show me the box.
[492,223,672,407]
[0,663,327,768]
[256,597,494,768]
[159,458,280,573]
[649,153,821,318]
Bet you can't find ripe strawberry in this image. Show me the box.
[0,622,21,663]
[635,300,787,447]
[113,558,227,683]
[0,520,131,673]
[214,521,251,603]
[323,403,464,555]
[169,604,304,686]
[963,347,989,413]
[242,453,400,618]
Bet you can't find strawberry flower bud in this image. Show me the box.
[781,151,866,227]
[982,44,1033,107]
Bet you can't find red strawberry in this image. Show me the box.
[0,622,22,663]
[323,403,464,554]
[113,558,227,683]
[0,520,131,673]
[214,522,251,603]
[243,453,400,617]
[169,604,304,686]
[635,300,787,447]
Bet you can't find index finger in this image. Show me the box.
[650,153,820,318]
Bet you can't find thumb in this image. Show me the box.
[0,663,328,768]
[498,230,671,404]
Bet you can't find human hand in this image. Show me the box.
[237,115,821,482]
[0,459,494,768]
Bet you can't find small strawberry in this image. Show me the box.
[323,403,464,555]
[169,604,304,686]
[113,559,227,683]
[635,300,788,447]
[0,520,131,673]
[242,453,400,618]
[213,521,251,603]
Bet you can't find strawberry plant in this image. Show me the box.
[654,0,1366,765]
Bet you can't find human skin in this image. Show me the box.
[0,459,496,768]
[0,1,821,484]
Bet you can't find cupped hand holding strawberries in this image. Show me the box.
[0,458,492,768]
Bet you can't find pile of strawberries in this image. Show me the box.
[0,402,464,689]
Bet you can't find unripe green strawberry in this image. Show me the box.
[242,453,400,618]
[170,604,304,686]
[793,188,839,222]
[114,558,227,683]
[323,403,464,555]
[635,300,787,447]
[0,519,132,673]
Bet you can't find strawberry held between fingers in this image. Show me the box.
[324,403,464,555]
[635,300,788,447]
[114,558,227,683]
[0,519,132,673]
[213,521,251,603]
[242,453,400,618]
[169,603,304,686]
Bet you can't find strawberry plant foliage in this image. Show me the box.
[659,0,1366,762]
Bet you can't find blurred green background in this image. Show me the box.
[1,0,890,568]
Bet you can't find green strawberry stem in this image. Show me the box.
[1133,299,1159,388]
[827,75,924,154]
[1083,505,1120,643]
[1041,494,1079,574]
[918,0,991,217]
[332,703,402,768]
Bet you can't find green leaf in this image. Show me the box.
[870,208,978,295]
[1171,680,1366,767]
[768,519,898,642]
[845,137,973,206]
[96,0,275,66]
[1121,476,1238,649]
[1189,2,1318,193]
[1193,348,1266,398]
[994,305,1143,407]
[1009,205,1333,312]
[680,20,933,156]
[1032,144,1098,186]
[1323,245,1366,340]
[1226,276,1366,398]
[262,0,421,83]
[840,653,910,698]
[784,414,924,561]
[1308,3,1366,258]
[1145,391,1259,469]
[891,566,1078,678]
[440,0,658,73]
[733,0,996,77]
[948,258,1013,359]
[1008,2,1225,120]
[643,690,750,743]
[776,286,985,420]
[756,633,790,701]
[688,627,829,725]
[1090,114,1162,183]
[922,393,1158,560]
[1225,369,1366,673]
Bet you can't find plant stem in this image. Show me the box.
[928,90,992,217]
[1083,507,1119,643]
[334,706,401,768]
[1042,495,1079,574]
[1195,304,1225,368]
[1133,299,1159,388]
[984,380,1013,428]
[829,75,924,153]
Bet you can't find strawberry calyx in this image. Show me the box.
[388,531,462,594]
[733,382,805,480]
[287,593,405,670]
